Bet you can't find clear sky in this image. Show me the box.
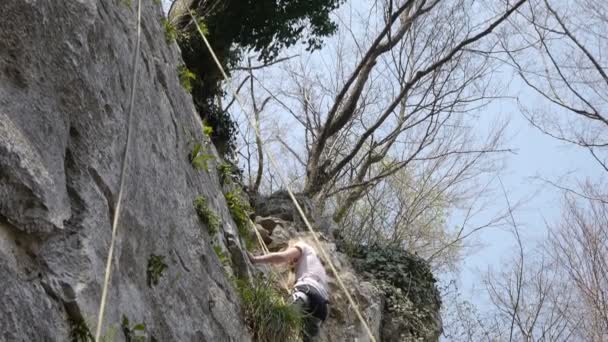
[456,74,605,309]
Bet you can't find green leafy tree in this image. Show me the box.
[168,0,343,156]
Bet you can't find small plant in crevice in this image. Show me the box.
[146,254,168,287]
[235,276,304,342]
[213,245,231,267]
[224,191,254,249]
[69,317,94,342]
[193,196,220,235]
[161,18,177,44]
[189,10,210,36]
[205,104,239,158]
[217,162,233,186]
[189,142,215,171]
[202,120,213,138]
[177,64,196,93]
[121,315,146,342]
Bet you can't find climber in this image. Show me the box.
[248,239,329,342]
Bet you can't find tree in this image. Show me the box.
[261,0,527,219]
[222,1,528,274]
[482,183,608,342]
[504,0,608,173]
[487,6,608,337]
[546,184,608,341]
[441,280,502,341]
[485,248,576,341]
[336,159,502,273]
[167,0,344,156]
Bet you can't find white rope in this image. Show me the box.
[94,0,142,340]
[190,13,378,342]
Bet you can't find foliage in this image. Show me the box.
[188,122,215,171]
[213,245,230,266]
[206,103,239,158]
[189,142,215,171]
[177,64,196,93]
[342,242,439,306]
[224,191,253,249]
[161,18,177,44]
[193,196,220,235]
[192,13,209,36]
[338,240,442,340]
[224,191,250,230]
[235,276,304,342]
[217,161,243,186]
[121,315,146,342]
[217,162,233,186]
[338,168,461,273]
[69,317,93,342]
[202,120,213,138]
[178,0,343,62]
[169,0,343,158]
[69,317,119,342]
[146,254,168,287]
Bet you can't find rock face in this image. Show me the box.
[0,1,250,340]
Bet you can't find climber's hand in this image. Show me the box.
[247,251,258,264]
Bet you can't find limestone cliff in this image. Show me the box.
[1,1,250,340]
[0,1,441,341]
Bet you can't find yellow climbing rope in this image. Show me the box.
[94,1,142,341]
[189,12,378,342]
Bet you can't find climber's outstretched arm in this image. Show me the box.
[249,247,301,265]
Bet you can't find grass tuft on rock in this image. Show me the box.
[193,196,220,235]
[69,317,93,342]
[146,254,168,287]
[224,191,254,249]
[235,276,304,342]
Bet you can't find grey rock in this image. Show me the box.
[266,224,293,251]
[0,1,249,340]
[253,190,313,226]
[254,224,272,245]
[314,215,338,237]
[254,216,283,233]
[226,233,253,281]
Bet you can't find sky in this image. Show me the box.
[457,88,604,308]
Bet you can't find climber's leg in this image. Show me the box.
[293,285,329,341]
[302,316,322,342]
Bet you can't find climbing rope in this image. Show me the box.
[189,13,378,342]
[94,0,142,341]
[250,217,270,255]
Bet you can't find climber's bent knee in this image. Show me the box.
[291,284,329,341]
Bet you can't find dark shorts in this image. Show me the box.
[293,284,329,341]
